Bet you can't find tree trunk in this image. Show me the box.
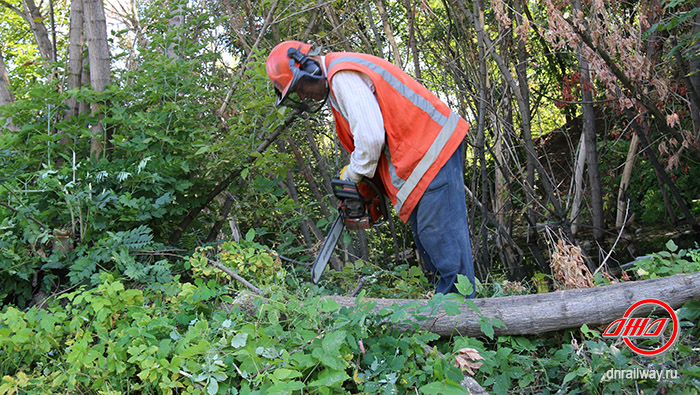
[304,127,334,196]
[688,11,700,141]
[615,133,640,228]
[455,0,562,273]
[286,138,332,219]
[205,191,237,244]
[403,0,421,79]
[569,133,586,235]
[277,140,324,246]
[376,0,401,65]
[84,0,111,94]
[0,48,18,133]
[513,0,552,274]
[654,164,677,226]
[624,106,696,229]
[166,0,184,60]
[327,271,700,337]
[324,5,352,52]
[574,7,605,248]
[363,2,384,57]
[21,0,54,61]
[84,0,112,160]
[279,174,316,247]
[64,0,84,121]
[473,0,491,274]
[302,0,324,41]
[48,0,56,61]
[493,12,519,278]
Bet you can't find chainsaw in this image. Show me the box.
[310,177,388,283]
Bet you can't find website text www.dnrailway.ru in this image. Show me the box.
[602,368,679,382]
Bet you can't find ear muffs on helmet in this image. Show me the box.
[287,46,323,82]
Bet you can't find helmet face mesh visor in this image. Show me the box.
[278,88,329,114]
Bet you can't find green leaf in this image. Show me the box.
[180,342,210,358]
[442,301,462,316]
[245,229,255,242]
[319,298,340,313]
[308,369,349,387]
[580,324,600,339]
[207,378,218,395]
[480,319,495,340]
[513,336,534,351]
[267,380,304,394]
[666,239,678,253]
[455,275,473,296]
[562,367,588,385]
[419,381,466,395]
[231,332,248,349]
[562,371,578,385]
[272,368,303,381]
[322,330,346,355]
[678,299,700,322]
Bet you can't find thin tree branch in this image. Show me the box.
[170,109,301,244]
[217,0,280,119]
[0,202,48,229]
[207,258,262,295]
[563,16,690,152]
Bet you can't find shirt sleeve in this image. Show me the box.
[330,70,385,184]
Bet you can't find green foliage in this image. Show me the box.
[0,272,479,394]
[2,1,700,394]
[323,259,431,299]
[2,272,698,394]
[645,0,700,61]
[0,1,279,306]
[0,2,45,85]
[188,232,286,288]
[633,240,700,279]
[453,311,699,395]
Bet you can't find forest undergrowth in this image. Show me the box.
[1,233,698,394]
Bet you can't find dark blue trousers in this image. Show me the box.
[409,144,476,297]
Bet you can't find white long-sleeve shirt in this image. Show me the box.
[326,68,386,184]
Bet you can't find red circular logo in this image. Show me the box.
[602,298,679,356]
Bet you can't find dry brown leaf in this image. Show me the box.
[550,240,594,290]
[454,347,484,376]
[503,280,527,295]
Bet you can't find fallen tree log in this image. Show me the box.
[327,272,700,337]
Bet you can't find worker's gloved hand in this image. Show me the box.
[340,164,362,184]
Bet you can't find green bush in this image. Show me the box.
[633,240,700,279]
[0,271,473,394]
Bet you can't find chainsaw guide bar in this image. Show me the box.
[309,178,388,284]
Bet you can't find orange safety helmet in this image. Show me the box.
[266,40,324,106]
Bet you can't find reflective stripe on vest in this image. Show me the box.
[327,55,460,214]
[328,56,450,127]
[394,110,459,212]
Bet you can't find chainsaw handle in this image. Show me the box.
[361,178,389,227]
[331,178,363,200]
[331,177,389,228]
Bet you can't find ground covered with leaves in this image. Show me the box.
[1,238,699,394]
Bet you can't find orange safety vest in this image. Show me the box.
[324,52,470,222]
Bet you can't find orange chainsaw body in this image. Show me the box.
[332,178,388,230]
